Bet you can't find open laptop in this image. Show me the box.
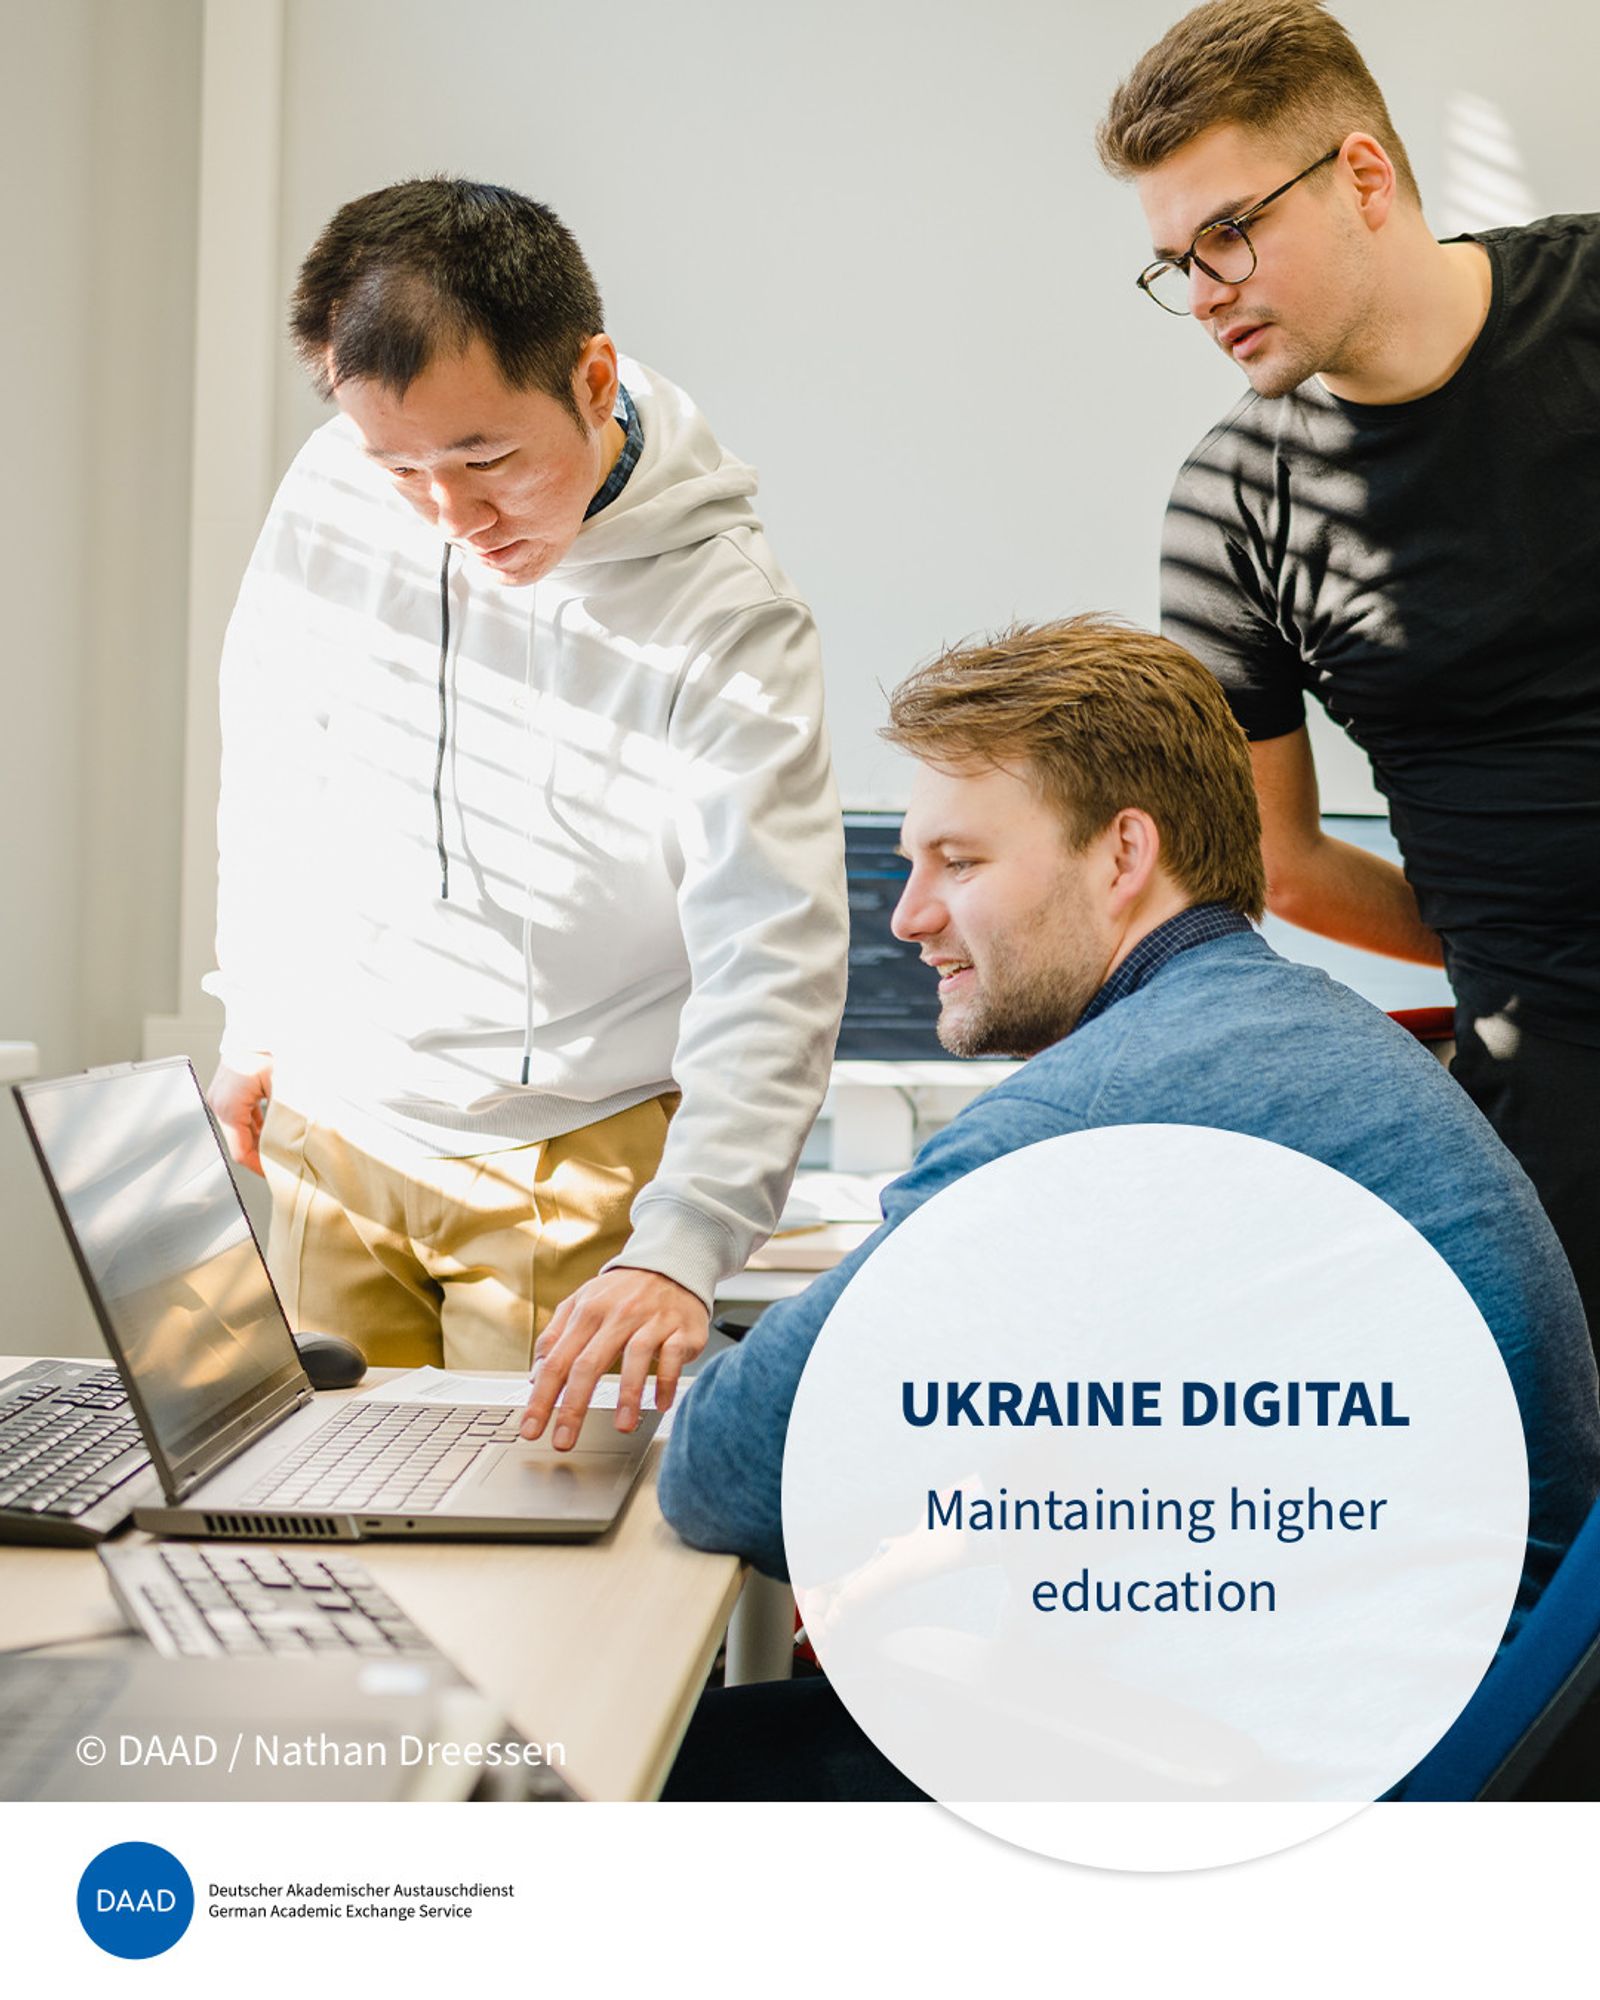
[13,1058,657,1540]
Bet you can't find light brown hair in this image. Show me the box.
[883,616,1267,919]
[1097,0,1419,205]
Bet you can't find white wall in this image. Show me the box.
[0,0,201,1351]
[3,1,93,1083]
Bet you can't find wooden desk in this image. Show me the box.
[0,1359,743,1801]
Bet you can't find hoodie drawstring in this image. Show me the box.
[437,538,533,1084]
[434,543,452,901]
[521,591,538,1086]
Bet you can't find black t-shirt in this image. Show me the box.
[1161,214,1600,1045]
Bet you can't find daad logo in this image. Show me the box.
[77,1842,195,1959]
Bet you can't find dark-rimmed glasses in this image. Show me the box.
[1136,147,1342,316]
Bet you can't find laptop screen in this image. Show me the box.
[15,1060,304,1483]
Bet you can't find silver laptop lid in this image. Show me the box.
[14,1058,309,1501]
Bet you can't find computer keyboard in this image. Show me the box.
[240,1399,525,1513]
[0,1656,126,1799]
[99,1542,581,1798]
[101,1541,442,1660]
[0,1361,160,1545]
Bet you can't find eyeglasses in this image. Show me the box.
[1135,147,1342,316]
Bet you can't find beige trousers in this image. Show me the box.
[260,1094,676,1371]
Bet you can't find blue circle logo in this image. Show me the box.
[77,1842,194,1959]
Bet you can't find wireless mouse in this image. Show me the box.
[292,1331,369,1390]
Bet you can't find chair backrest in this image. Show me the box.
[1400,1491,1600,1799]
[1387,1005,1455,1044]
[1387,1005,1456,1066]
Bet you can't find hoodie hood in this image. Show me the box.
[558,358,760,568]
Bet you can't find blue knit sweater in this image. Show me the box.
[659,929,1600,1620]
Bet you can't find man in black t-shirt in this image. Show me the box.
[1097,1,1600,1351]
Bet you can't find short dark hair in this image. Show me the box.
[290,177,605,420]
[1097,0,1420,206]
[882,616,1267,920]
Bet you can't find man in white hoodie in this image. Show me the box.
[206,179,847,1444]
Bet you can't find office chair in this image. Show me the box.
[1398,1491,1600,1799]
[1388,1005,1455,1063]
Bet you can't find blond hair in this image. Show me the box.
[883,616,1267,919]
[1097,0,1419,204]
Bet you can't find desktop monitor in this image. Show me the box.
[839,811,945,1060]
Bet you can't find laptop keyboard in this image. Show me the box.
[242,1400,525,1513]
[105,1542,442,1660]
[0,1364,151,1528]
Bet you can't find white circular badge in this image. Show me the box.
[780,1125,1528,1870]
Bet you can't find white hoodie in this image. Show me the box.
[206,360,848,1307]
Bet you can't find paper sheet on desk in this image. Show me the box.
[360,1366,686,1434]
[776,1170,892,1231]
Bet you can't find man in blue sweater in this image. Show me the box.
[659,618,1600,1700]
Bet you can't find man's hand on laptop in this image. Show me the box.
[520,1268,709,1451]
[207,1058,275,1176]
